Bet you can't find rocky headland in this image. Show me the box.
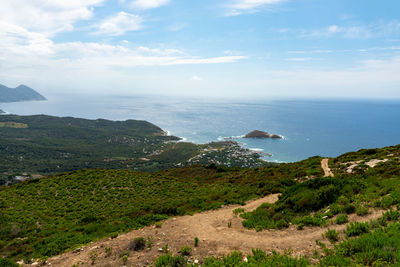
[244,130,283,139]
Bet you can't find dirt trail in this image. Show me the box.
[45,194,382,267]
[321,158,334,177]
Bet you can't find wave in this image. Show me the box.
[249,148,264,152]
[178,137,188,142]
[217,135,245,141]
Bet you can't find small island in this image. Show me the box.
[244,130,283,139]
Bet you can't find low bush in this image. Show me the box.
[178,246,192,256]
[355,205,369,216]
[345,222,370,237]
[155,254,185,267]
[296,215,327,227]
[381,195,395,209]
[381,209,400,222]
[343,203,356,214]
[335,214,349,225]
[0,258,19,267]
[323,229,340,243]
[336,222,400,265]
[233,208,245,215]
[129,237,146,251]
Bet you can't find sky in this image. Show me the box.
[0,0,400,99]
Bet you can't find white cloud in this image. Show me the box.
[129,0,169,9]
[96,12,143,36]
[285,58,311,61]
[301,25,373,39]
[167,23,187,32]
[0,24,247,69]
[0,22,55,55]
[190,76,203,81]
[225,0,285,16]
[253,56,400,98]
[0,0,104,35]
[293,21,400,39]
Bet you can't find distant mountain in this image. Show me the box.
[0,109,4,114]
[0,84,46,103]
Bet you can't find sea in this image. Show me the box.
[1,94,400,163]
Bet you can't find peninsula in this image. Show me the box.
[0,84,47,103]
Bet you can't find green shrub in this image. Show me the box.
[155,254,185,267]
[201,250,310,266]
[147,237,153,249]
[119,251,129,258]
[129,237,146,251]
[355,205,369,216]
[381,209,400,222]
[381,195,394,209]
[255,225,264,232]
[233,208,245,215]
[336,222,400,265]
[337,195,350,205]
[343,203,356,214]
[0,258,19,267]
[296,215,326,227]
[319,254,351,266]
[345,222,369,237]
[110,233,118,239]
[178,246,192,256]
[335,214,349,225]
[194,237,199,247]
[276,219,289,229]
[121,255,128,265]
[324,229,340,243]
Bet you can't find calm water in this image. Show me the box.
[1,95,400,162]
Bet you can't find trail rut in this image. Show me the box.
[321,158,334,177]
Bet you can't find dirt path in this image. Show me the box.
[45,194,382,267]
[321,158,334,177]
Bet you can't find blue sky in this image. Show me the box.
[0,0,399,99]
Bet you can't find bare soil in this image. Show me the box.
[43,194,383,267]
[321,158,334,177]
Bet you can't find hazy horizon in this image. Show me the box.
[1,0,400,99]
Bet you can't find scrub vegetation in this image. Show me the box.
[0,115,266,185]
[1,118,400,266]
[0,157,322,261]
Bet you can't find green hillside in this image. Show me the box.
[241,145,400,231]
[0,115,265,185]
[1,119,399,266]
[0,158,322,261]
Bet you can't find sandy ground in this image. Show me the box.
[43,193,384,267]
[321,158,334,177]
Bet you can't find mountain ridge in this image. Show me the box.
[0,84,47,103]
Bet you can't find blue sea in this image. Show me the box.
[1,94,400,163]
